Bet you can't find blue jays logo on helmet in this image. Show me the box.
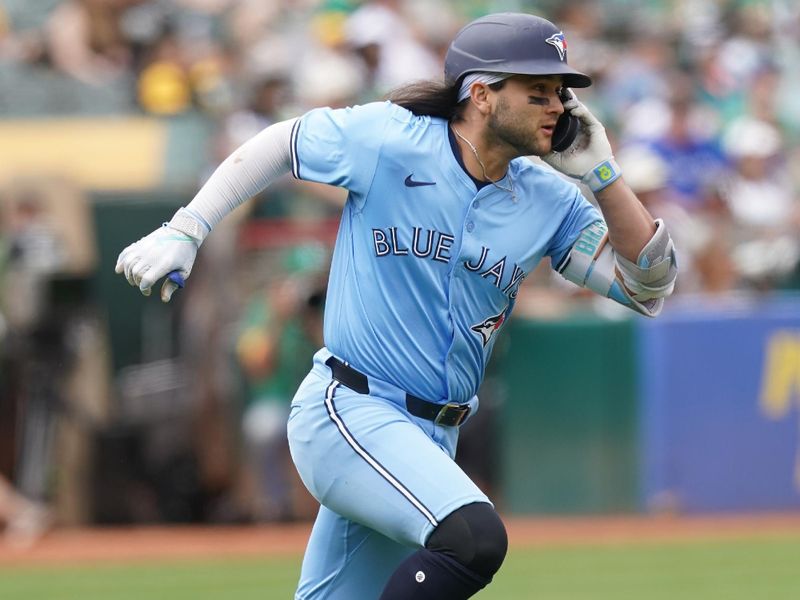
[545,32,568,61]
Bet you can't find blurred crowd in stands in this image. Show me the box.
[2,0,800,533]
[2,0,799,298]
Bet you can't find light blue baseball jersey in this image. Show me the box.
[289,101,600,405]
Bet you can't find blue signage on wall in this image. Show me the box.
[639,297,800,512]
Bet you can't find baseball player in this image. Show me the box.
[115,13,677,599]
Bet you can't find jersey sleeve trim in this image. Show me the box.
[290,117,301,179]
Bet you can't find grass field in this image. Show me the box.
[2,534,799,600]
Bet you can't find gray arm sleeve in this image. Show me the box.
[184,118,297,230]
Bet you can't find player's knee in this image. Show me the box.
[425,502,508,579]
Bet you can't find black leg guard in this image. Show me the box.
[379,548,489,600]
[379,502,508,600]
[426,502,508,578]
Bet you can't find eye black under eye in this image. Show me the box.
[527,96,550,106]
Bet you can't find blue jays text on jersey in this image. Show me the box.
[371,226,528,298]
[289,101,600,406]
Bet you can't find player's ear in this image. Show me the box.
[470,83,493,116]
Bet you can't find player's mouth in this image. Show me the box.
[540,124,556,136]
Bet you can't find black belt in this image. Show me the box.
[324,356,471,427]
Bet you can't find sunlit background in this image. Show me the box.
[0,0,799,597]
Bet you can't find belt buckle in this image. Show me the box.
[434,402,470,427]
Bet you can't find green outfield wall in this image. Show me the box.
[92,195,187,372]
[497,315,638,514]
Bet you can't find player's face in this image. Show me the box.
[486,75,565,157]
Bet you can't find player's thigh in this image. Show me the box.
[295,505,413,600]
[288,376,488,548]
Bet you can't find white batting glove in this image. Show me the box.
[114,207,209,302]
[542,91,622,193]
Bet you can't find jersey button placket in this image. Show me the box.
[466,221,475,233]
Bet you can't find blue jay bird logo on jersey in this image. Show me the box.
[471,309,507,347]
[545,32,568,61]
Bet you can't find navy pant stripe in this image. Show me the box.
[324,380,439,528]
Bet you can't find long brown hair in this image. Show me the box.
[386,80,462,120]
[386,78,507,121]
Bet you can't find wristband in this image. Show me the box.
[581,158,622,193]
[167,207,210,244]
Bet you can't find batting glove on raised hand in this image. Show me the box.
[542,90,622,193]
[115,207,209,302]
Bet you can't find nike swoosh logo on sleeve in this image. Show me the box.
[404,174,437,187]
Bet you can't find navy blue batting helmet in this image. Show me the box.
[445,13,592,88]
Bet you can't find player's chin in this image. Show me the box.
[511,131,550,157]
[524,139,551,157]
[539,128,556,152]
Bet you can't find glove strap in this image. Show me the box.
[167,207,210,244]
[582,158,622,193]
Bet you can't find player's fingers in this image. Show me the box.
[138,263,163,294]
[116,237,148,271]
[568,100,602,131]
[115,244,136,274]
[562,95,579,112]
[124,256,142,286]
[132,263,151,289]
[567,99,588,119]
[160,279,179,303]
[160,271,185,303]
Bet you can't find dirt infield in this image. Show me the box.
[2,513,800,567]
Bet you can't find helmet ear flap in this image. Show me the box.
[550,88,579,152]
[551,111,579,152]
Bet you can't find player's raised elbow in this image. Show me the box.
[614,218,677,317]
[558,219,678,318]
